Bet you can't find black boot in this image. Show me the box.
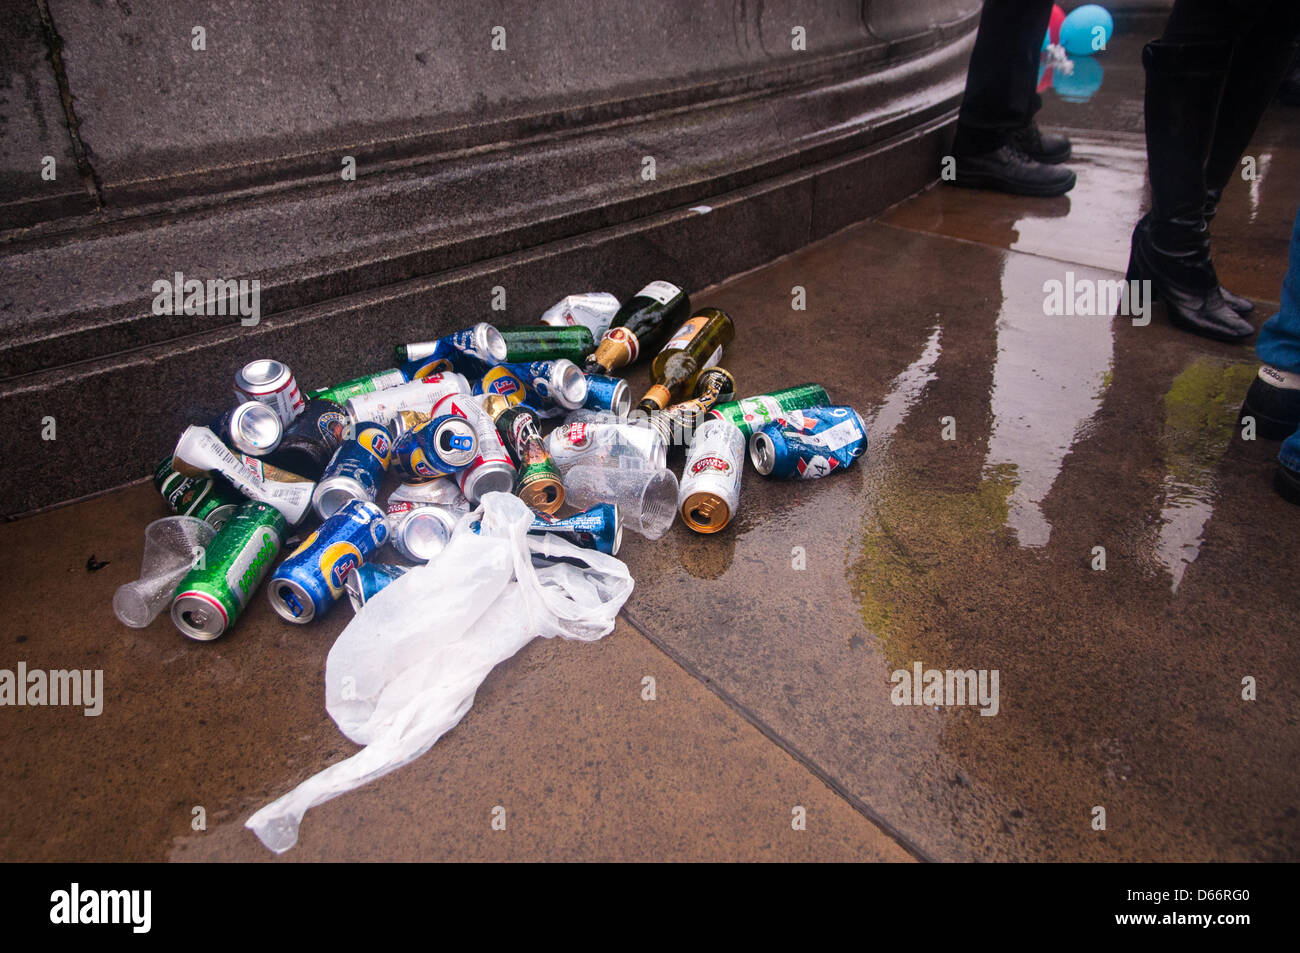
[1010,122,1072,164]
[1203,30,1300,315]
[1127,41,1255,341]
[951,142,1076,197]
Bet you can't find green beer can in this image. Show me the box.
[154,456,243,530]
[498,325,595,364]
[170,501,286,641]
[706,383,831,438]
[306,368,408,405]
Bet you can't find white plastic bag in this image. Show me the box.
[245,492,633,853]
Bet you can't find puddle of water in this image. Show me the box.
[983,256,1114,547]
[864,325,942,446]
[1150,359,1257,590]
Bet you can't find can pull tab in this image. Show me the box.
[446,434,475,452]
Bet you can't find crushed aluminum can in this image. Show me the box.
[539,292,621,341]
[750,405,867,480]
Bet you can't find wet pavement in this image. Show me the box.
[3,28,1299,861]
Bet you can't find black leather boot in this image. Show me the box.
[1010,122,1072,164]
[1127,41,1255,341]
[1203,31,1300,315]
[951,142,1076,197]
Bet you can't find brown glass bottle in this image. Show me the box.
[637,308,734,412]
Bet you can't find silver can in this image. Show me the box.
[539,292,621,340]
[345,372,471,427]
[431,393,517,503]
[544,359,589,410]
[234,359,304,425]
[388,477,471,511]
[345,563,410,612]
[216,400,284,456]
[678,418,744,534]
[385,500,461,562]
[545,414,667,472]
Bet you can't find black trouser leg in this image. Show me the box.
[954,0,1055,155]
[1205,2,1300,200]
[1128,32,1255,339]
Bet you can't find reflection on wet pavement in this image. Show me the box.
[1150,360,1257,591]
[863,326,942,446]
[983,256,1113,547]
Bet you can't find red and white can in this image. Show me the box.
[678,417,744,533]
[235,359,304,425]
[431,393,517,504]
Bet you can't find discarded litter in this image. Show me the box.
[118,287,868,850]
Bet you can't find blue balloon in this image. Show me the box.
[1053,55,1105,103]
[1060,4,1113,57]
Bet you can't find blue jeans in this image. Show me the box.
[1256,203,1300,471]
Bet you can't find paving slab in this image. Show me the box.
[0,483,911,862]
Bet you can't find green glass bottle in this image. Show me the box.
[498,325,595,364]
[583,281,690,375]
[637,308,735,412]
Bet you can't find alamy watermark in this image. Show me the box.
[891,662,1000,716]
[1043,272,1151,326]
[152,270,260,326]
[50,884,150,933]
[0,662,103,716]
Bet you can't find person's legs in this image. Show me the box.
[1241,204,1300,502]
[950,0,1075,197]
[1126,0,1254,340]
[1204,1,1300,313]
[954,0,1056,155]
[1244,204,1300,435]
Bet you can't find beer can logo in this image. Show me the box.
[409,359,453,380]
[411,448,436,478]
[564,423,589,448]
[370,519,389,547]
[320,541,364,596]
[690,456,730,475]
[359,427,391,463]
[511,415,535,447]
[318,412,348,443]
[481,366,523,401]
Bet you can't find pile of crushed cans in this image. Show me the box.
[136,284,868,641]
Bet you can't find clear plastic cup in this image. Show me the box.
[113,516,217,628]
[563,465,678,540]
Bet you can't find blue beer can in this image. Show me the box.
[390,414,478,480]
[396,323,507,379]
[749,405,867,479]
[311,421,392,518]
[582,373,631,415]
[529,503,622,555]
[475,360,587,418]
[267,499,390,623]
[344,562,410,612]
